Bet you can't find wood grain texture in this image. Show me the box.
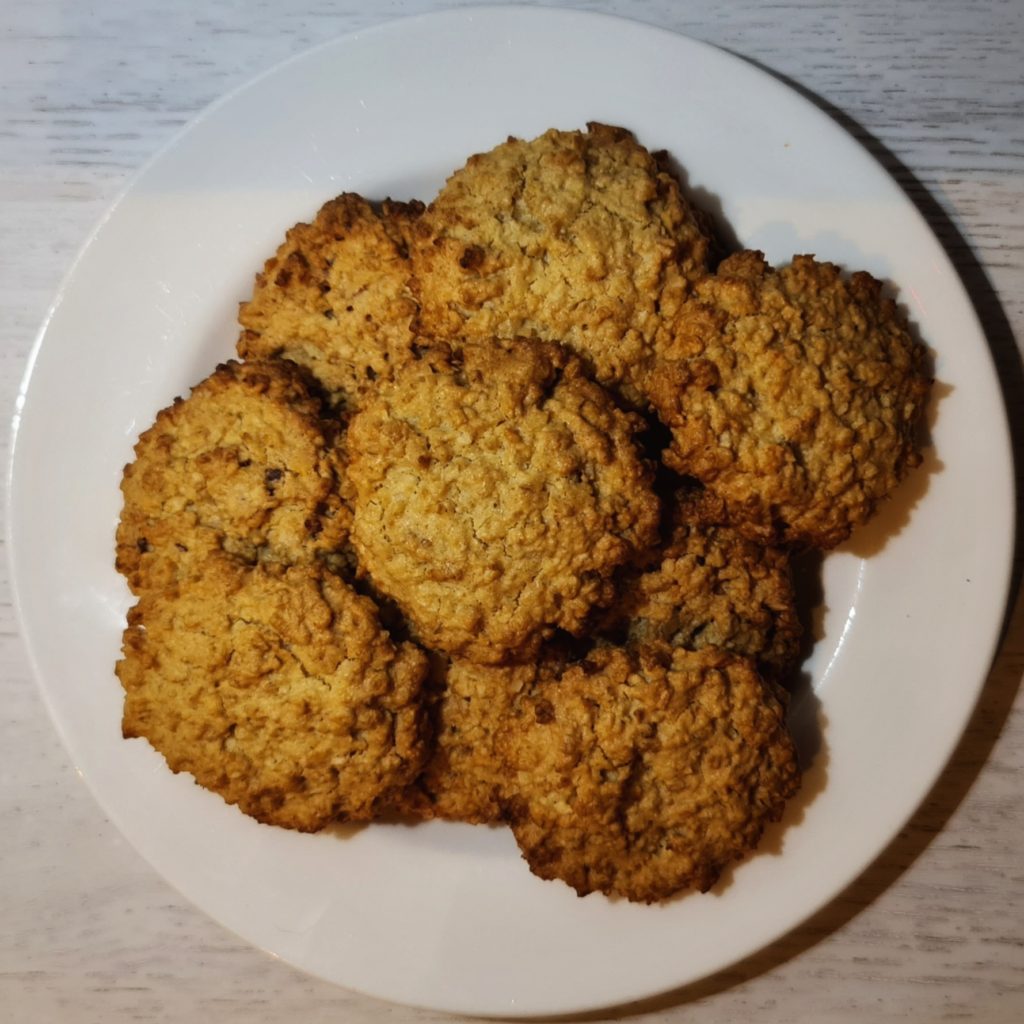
[1,1,1022,1021]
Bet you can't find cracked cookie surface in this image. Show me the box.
[117,553,430,831]
[238,193,424,411]
[643,252,931,548]
[346,338,660,663]
[410,123,711,402]
[116,359,349,595]
[499,644,800,902]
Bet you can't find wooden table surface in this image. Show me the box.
[2,1,1022,1021]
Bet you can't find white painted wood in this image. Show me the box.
[1,1,1021,1020]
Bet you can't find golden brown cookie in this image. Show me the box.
[391,657,539,824]
[117,553,430,831]
[498,644,799,903]
[642,252,931,548]
[238,193,424,410]
[602,489,802,679]
[116,359,348,595]
[345,339,660,664]
[410,123,711,402]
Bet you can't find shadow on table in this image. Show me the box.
[541,55,1024,1024]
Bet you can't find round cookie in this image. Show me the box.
[117,553,430,831]
[345,339,660,664]
[116,359,349,595]
[603,489,803,679]
[642,251,931,548]
[238,193,424,411]
[498,644,800,902]
[410,123,711,403]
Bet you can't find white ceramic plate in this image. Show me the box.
[8,6,1014,1017]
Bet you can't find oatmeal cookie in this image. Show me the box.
[602,489,802,679]
[392,657,539,824]
[117,553,430,831]
[238,193,424,410]
[410,123,710,402]
[116,359,348,595]
[346,338,660,663]
[642,252,931,548]
[499,644,800,902]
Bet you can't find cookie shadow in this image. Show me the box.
[321,820,368,841]
[658,151,742,262]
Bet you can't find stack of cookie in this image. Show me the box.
[115,124,930,902]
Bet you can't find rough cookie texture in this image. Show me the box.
[499,644,800,902]
[603,490,802,679]
[410,123,711,401]
[117,554,430,831]
[238,193,424,410]
[346,339,660,663]
[116,359,349,595]
[643,252,931,548]
[392,657,540,824]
